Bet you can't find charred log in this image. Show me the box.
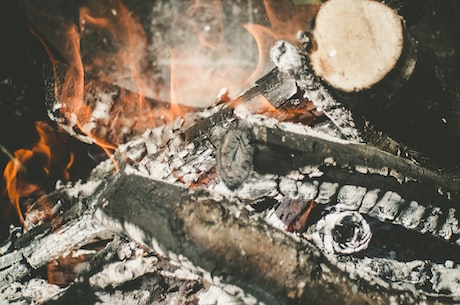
[95,169,447,305]
[1,96,460,304]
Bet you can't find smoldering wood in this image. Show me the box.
[2,2,460,304]
[0,214,110,289]
[213,110,459,204]
[249,123,459,198]
[1,98,460,304]
[94,169,447,305]
[42,58,199,146]
[39,235,206,305]
[213,112,460,248]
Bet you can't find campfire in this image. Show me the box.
[1,0,460,304]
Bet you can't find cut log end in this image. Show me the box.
[309,0,404,92]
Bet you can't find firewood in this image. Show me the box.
[95,169,449,305]
[309,0,406,93]
[2,100,459,304]
[305,0,460,167]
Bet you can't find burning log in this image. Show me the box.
[42,58,198,147]
[1,95,460,304]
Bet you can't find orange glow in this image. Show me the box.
[31,0,320,150]
[23,1,321,186]
[287,199,316,232]
[3,122,73,226]
[240,95,318,125]
[242,24,278,86]
[41,1,196,150]
[264,0,304,42]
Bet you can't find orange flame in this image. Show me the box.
[3,122,73,226]
[31,0,320,149]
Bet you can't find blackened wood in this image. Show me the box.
[95,170,452,305]
[249,123,460,199]
[338,43,460,169]
[0,214,109,289]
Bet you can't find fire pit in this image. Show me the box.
[1,0,460,304]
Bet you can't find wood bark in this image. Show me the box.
[1,98,459,304]
[94,169,450,305]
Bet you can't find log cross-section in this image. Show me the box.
[309,0,405,92]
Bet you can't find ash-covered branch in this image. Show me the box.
[94,168,453,305]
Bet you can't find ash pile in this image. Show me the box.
[2,0,460,305]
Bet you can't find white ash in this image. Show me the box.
[438,208,460,241]
[160,263,201,283]
[57,179,104,204]
[116,241,147,261]
[419,207,443,235]
[93,211,252,304]
[270,40,362,142]
[237,104,356,146]
[197,285,248,305]
[89,256,159,289]
[315,182,339,204]
[21,214,108,270]
[40,91,460,303]
[299,164,324,178]
[284,169,305,181]
[94,289,153,305]
[368,191,404,221]
[394,201,426,229]
[270,40,304,76]
[0,279,62,305]
[279,177,319,202]
[366,166,390,176]
[265,208,288,231]
[336,185,367,211]
[205,275,264,305]
[358,189,382,214]
[236,173,278,202]
[389,168,406,184]
[118,137,148,163]
[89,99,111,120]
[431,264,460,297]
[311,210,372,255]
[278,177,298,198]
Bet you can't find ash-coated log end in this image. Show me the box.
[309,0,404,92]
